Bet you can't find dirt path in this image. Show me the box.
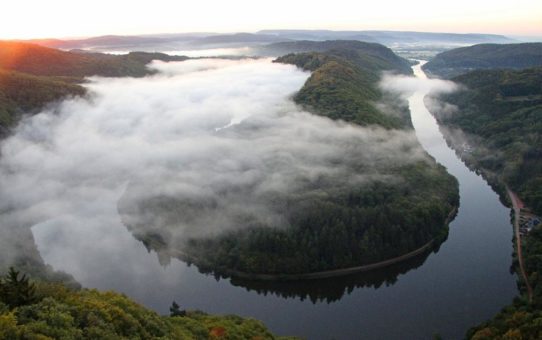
[507,187,533,303]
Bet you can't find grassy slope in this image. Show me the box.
[0,280,292,340]
[422,43,542,79]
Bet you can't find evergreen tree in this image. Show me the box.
[0,267,37,309]
[169,300,186,317]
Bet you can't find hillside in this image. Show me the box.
[0,42,188,133]
[119,46,458,278]
[427,67,542,339]
[467,226,542,339]
[0,41,188,77]
[0,269,291,339]
[259,30,514,45]
[256,40,413,75]
[275,52,410,128]
[423,43,542,78]
[429,67,542,214]
[0,69,85,134]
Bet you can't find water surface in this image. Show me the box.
[32,62,517,340]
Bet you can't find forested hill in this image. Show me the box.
[430,67,542,215]
[0,42,188,134]
[422,43,542,78]
[445,70,542,339]
[0,269,292,339]
[259,40,413,75]
[273,45,413,129]
[0,41,188,77]
[120,46,459,278]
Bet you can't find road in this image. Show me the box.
[507,187,533,303]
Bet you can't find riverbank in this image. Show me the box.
[148,207,457,282]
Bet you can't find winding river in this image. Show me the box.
[31,62,518,339]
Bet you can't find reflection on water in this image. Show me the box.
[32,62,518,340]
[228,239,446,304]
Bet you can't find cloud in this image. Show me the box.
[0,58,431,263]
[379,72,459,99]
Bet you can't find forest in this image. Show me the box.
[0,41,188,133]
[427,65,542,339]
[431,67,542,215]
[121,44,459,277]
[467,227,542,339]
[422,43,542,79]
[0,268,290,339]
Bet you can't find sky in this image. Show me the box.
[1,0,541,39]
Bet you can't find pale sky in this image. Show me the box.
[2,0,541,39]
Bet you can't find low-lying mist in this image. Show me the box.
[0,58,432,266]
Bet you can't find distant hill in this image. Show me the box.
[0,41,188,78]
[423,43,542,78]
[25,30,516,53]
[0,42,188,133]
[257,40,413,75]
[188,32,288,46]
[28,33,287,50]
[259,30,515,45]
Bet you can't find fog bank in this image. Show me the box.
[1,58,431,267]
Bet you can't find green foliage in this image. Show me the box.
[0,69,86,132]
[180,161,457,275]
[423,43,542,79]
[169,301,186,317]
[275,51,411,129]
[0,278,291,340]
[432,67,542,339]
[0,268,37,309]
[264,40,413,75]
[0,41,188,78]
[124,47,459,277]
[434,67,542,215]
[467,226,542,339]
[0,41,188,133]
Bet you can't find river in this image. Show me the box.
[31,61,518,339]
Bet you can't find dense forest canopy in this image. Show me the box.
[423,43,542,79]
[0,268,290,339]
[467,227,542,339]
[430,67,542,214]
[259,40,413,75]
[0,42,188,134]
[119,43,459,278]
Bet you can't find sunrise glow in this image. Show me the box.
[2,0,541,39]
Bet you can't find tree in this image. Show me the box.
[169,300,186,317]
[0,267,37,309]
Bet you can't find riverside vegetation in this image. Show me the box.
[427,51,542,339]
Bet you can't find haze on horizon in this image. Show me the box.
[2,0,541,40]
